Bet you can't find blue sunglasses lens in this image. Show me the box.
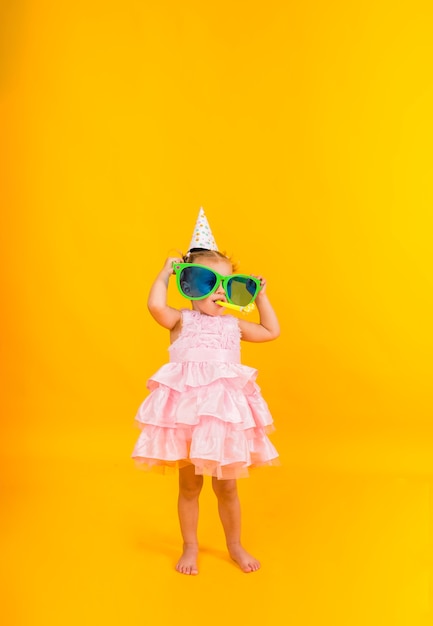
[179,266,217,298]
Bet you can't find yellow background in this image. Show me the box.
[1,1,432,624]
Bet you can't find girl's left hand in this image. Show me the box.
[253,275,267,296]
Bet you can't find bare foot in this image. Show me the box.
[228,542,261,573]
[175,543,199,575]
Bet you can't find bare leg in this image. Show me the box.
[212,477,260,573]
[176,464,203,575]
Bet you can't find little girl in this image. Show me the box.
[132,242,280,575]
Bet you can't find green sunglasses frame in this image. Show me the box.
[172,262,261,305]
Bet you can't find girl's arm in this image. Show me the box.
[238,276,280,342]
[147,257,182,330]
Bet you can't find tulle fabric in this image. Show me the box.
[132,309,279,479]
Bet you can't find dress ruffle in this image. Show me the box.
[131,310,279,479]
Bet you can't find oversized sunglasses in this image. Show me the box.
[172,263,261,306]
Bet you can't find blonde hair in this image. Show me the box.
[183,249,238,272]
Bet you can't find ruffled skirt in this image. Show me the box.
[131,361,279,479]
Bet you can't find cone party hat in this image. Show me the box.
[187,207,218,252]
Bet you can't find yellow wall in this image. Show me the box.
[1,1,432,623]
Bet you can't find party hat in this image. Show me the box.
[187,207,218,252]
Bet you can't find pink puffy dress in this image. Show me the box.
[132,309,279,479]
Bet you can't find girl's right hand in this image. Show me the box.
[162,256,182,277]
[148,256,183,330]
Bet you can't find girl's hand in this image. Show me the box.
[162,256,182,278]
[252,275,267,297]
[238,273,279,342]
[147,256,183,330]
